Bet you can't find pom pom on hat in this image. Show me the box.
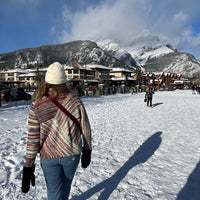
[45,62,66,84]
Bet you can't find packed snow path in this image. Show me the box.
[0,90,200,200]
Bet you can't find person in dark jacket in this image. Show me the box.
[192,85,196,94]
[145,87,154,107]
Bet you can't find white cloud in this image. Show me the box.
[59,0,149,43]
[56,0,200,58]
[173,11,189,23]
[189,33,200,58]
[62,4,73,23]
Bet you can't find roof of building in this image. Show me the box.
[1,69,27,74]
[86,64,111,70]
[111,77,135,81]
[111,68,133,73]
[18,73,36,77]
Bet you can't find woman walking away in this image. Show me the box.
[21,62,92,200]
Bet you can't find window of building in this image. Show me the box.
[73,69,79,74]
[68,70,72,74]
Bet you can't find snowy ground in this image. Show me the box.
[0,90,200,200]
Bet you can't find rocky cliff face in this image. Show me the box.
[98,38,200,78]
[0,38,199,78]
[143,52,200,77]
[97,40,140,69]
[0,40,132,70]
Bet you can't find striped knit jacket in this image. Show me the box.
[24,94,92,167]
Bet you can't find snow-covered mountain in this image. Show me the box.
[144,51,200,77]
[97,35,176,67]
[97,35,200,78]
[0,37,199,77]
[0,40,131,70]
[97,40,141,69]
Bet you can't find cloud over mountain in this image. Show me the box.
[57,0,200,59]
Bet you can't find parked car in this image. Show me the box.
[1,88,31,101]
[1,89,12,100]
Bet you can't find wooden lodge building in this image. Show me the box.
[0,61,184,90]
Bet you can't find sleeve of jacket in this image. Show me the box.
[78,100,92,150]
[24,102,40,167]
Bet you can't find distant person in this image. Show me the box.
[21,62,92,200]
[131,86,135,95]
[145,87,154,107]
[192,85,196,94]
[77,86,84,96]
[112,85,116,94]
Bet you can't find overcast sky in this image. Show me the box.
[0,0,200,59]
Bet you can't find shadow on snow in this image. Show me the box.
[152,102,163,107]
[177,160,200,200]
[71,131,163,200]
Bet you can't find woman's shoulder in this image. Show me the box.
[63,92,79,99]
[62,93,81,103]
[31,96,50,109]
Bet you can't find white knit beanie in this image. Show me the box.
[45,62,66,84]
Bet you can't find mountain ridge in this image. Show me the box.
[0,38,199,78]
[98,38,200,78]
[0,40,133,70]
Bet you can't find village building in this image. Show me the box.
[0,69,27,88]
[110,68,135,86]
[86,64,111,80]
[65,61,93,81]
[0,61,186,93]
[18,73,37,87]
[3,69,26,82]
[64,62,110,87]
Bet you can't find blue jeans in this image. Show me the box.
[41,155,80,200]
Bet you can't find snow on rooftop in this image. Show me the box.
[111,77,135,81]
[86,64,111,70]
[2,69,27,73]
[174,80,183,84]
[153,72,163,75]
[18,72,36,77]
[64,65,74,70]
[111,68,133,73]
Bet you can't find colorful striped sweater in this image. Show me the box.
[24,94,92,167]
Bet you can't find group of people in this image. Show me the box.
[74,84,118,96]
